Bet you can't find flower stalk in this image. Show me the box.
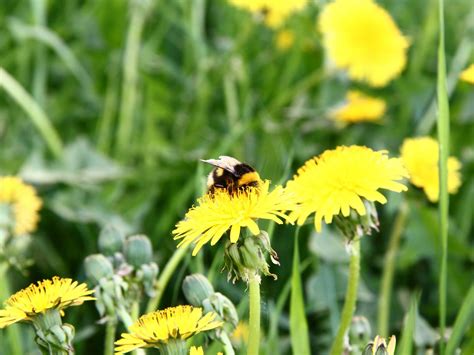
[247,271,261,355]
[330,238,361,355]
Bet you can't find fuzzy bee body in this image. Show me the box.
[201,156,261,195]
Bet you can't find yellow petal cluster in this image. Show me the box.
[286,146,408,231]
[189,346,204,355]
[319,0,409,87]
[173,181,294,255]
[0,277,95,328]
[401,137,462,202]
[0,176,42,235]
[459,64,474,84]
[229,0,308,28]
[331,90,386,124]
[114,306,222,354]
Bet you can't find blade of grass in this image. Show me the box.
[290,227,311,355]
[397,296,418,355]
[31,0,47,105]
[0,67,63,158]
[437,0,450,351]
[445,285,474,355]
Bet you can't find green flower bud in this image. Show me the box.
[349,316,371,350]
[204,292,239,329]
[123,235,153,268]
[182,274,215,306]
[84,254,114,285]
[98,225,125,256]
[139,262,159,297]
[224,231,278,283]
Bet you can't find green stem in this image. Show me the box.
[146,246,188,313]
[116,0,148,157]
[220,332,236,355]
[104,318,117,355]
[247,271,261,355]
[31,0,47,105]
[0,263,23,355]
[437,0,449,352]
[330,238,361,355]
[0,67,63,158]
[377,201,409,337]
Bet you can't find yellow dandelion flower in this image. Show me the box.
[276,29,294,50]
[319,0,409,87]
[401,137,462,202]
[331,90,386,124]
[190,346,204,355]
[229,0,309,28]
[286,146,408,232]
[0,276,95,328]
[114,306,223,354]
[173,180,294,255]
[459,64,474,84]
[0,176,42,235]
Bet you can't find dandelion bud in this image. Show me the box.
[84,254,114,285]
[182,274,214,306]
[98,225,125,256]
[139,262,159,297]
[224,232,278,282]
[363,335,396,355]
[204,292,239,329]
[124,235,153,268]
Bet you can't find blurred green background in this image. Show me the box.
[0,0,473,354]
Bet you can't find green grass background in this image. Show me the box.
[0,0,473,354]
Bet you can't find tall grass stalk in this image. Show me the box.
[437,0,450,351]
[330,238,361,355]
[31,0,47,105]
[116,0,149,157]
[0,67,63,158]
[378,201,409,337]
[247,271,261,355]
[289,227,310,355]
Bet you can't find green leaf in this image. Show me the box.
[397,296,418,355]
[290,229,311,355]
[446,285,474,354]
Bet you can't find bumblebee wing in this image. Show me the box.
[200,156,242,175]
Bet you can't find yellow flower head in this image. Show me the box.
[319,0,409,87]
[401,137,462,202]
[229,0,309,28]
[0,176,42,235]
[0,277,95,328]
[190,346,204,355]
[114,306,223,354]
[286,146,408,232]
[331,90,386,124]
[276,29,294,50]
[459,64,474,84]
[173,181,294,255]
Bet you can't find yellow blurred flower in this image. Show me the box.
[0,277,94,328]
[229,0,309,28]
[401,137,462,202]
[114,306,222,354]
[286,146,408,232]
[173,181,294,255]
[0,176,42,235]
[319,0,409,87]
[459,64,474,84]
[189,346,204,355]
[276,29,294,50]
[331,90,386,124]
[231,321,249,346]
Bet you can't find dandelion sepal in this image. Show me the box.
[32,309,75,355]
[158,339,187,355]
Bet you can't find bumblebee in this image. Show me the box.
[201,156,262,195]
